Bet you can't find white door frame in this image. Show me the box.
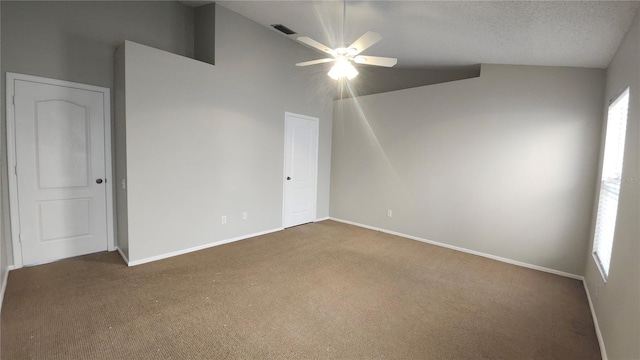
[282,111,319,228]
[6,72,115,268]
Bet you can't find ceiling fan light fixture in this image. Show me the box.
[328,59,358,80]
[295,32,394,81]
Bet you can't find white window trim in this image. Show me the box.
[592,87,630,281]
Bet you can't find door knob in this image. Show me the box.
[286,176,291,180]
[96,179,103,184]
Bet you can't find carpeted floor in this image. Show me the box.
[2,220,600,359]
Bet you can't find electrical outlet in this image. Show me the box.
[221,216,227,224]
[243,212,247,220]
[387,210,393,218]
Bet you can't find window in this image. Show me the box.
[593,87,630,279]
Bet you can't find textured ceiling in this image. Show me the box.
[216,1,640,69]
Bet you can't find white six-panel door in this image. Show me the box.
[9,75,111,266]
[283,112,319,228]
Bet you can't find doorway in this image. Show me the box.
[283,112,319,228]
[6,73,114,267]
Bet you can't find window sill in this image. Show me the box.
[592,252,609,282]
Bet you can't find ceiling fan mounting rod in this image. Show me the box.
[342,0,346,47]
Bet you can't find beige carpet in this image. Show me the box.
[2,220,600,359]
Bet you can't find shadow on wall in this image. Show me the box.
[336,64,481,99]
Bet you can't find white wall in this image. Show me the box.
[331,64,605,276]
[120,6,334,263]
[584,9,640,360]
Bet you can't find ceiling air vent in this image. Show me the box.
[271,24,297,35]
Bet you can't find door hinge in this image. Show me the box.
[12,95,15,105]
[18,233,22,243]
[14,165,17,175]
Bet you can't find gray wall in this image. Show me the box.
[194,4,215,65]
[1,1,193,89]
[0,0,6,303]
[331,64,605,276]
[0,1,195,266]
[120,5,334,263]
[339,65,480,99]
[584,9,640,360]
[114,46,129,260]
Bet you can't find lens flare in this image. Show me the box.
[328,59,359,80]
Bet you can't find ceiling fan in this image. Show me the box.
[294,1,397,80]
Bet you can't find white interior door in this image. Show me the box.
[12,78,110,266]
[283,112,319,228]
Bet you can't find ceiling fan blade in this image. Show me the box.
[296,37,336,56]
[353,55,398,67]
[349,31,382,55]
[296,58,336,67]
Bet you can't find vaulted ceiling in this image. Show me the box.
[214,1,639,69]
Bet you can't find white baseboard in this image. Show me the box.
[583,281,608,360]
[328,217,584,280]
[315,217,330,222]
[126,227,284,267]
[116,247,130,265]
[0,265,16,313]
